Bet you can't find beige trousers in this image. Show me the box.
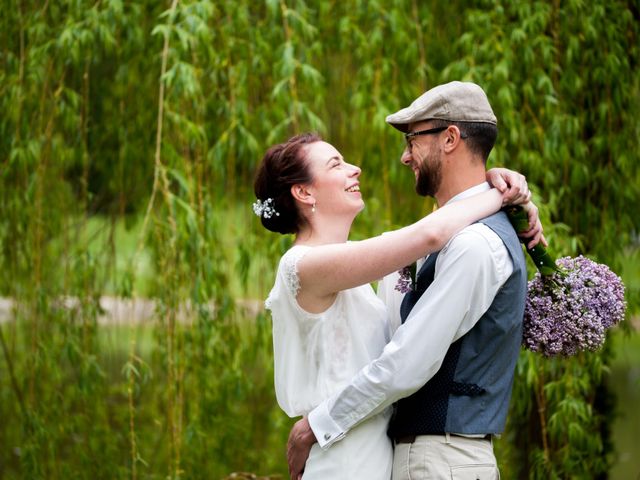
[392,434,499,480]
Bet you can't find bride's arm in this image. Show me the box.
[297,188,507,299]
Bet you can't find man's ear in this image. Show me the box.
[443,125,462,153]
[291,184,314,206]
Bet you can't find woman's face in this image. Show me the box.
[304,141,364,216]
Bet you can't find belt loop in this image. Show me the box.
[445,432,451,444]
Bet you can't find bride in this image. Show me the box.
[253,133,541,479]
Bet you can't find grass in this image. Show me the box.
[82,215,156,297]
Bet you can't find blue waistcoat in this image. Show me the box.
[388,211,527,437]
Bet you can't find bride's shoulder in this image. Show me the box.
[276,245,313,297]
[278,244,312,267]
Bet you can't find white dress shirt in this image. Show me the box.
[308,182,514,448]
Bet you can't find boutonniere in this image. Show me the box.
[394,262,417,294]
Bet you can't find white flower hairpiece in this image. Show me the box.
[252,197,280,219]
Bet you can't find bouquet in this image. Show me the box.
[505,206,627,357]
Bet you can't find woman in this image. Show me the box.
[253,133,540,479]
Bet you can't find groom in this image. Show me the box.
[287,81,529,479]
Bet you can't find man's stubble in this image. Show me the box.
[415,148,443,198]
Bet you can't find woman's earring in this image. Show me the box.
[312,202,316,213]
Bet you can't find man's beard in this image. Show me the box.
[415,150,442,197]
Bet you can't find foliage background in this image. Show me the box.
[0,0,638,478]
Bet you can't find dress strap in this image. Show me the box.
[280,245,312,298]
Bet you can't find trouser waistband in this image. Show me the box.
[395,433,492,444]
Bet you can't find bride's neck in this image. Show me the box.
[295,214,353,246]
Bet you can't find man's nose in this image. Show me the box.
[401,149,412,165]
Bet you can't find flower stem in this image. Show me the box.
[503,205,562,276]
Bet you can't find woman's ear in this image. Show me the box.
[291,184,314,206]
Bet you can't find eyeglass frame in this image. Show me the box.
[403,125,468,152]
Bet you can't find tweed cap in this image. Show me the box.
[386,81,497,132]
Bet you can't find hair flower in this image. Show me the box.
[253,198,280,219]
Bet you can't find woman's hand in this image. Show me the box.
[486,168,546,248]
[518,202,547,250]
[486,167,531,206]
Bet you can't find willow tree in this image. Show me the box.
[0,0,638,478]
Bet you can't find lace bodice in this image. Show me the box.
[265,245,392,416]
[265,245,305,309]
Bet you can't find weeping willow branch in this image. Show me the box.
[137,0,178,262]
[0,325,26,419]
[128,1,180,478]
[535,369,550,464]
[15,0,25,144]
[411,0,427,91]
[279,0,299,131]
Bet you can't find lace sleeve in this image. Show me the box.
[280,245,311,298]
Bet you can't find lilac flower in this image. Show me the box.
[395,266,414,294]
[523,255,626,357]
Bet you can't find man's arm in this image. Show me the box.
[309,224,512,446]
[286,225,512,477]
[376,269,405,335]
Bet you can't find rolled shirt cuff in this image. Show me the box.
[308,401,346,449]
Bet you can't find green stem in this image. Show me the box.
[503,205,563,276]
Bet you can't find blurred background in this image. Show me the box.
[0,0,638,478]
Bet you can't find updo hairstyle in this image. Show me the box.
[253,133,322,234]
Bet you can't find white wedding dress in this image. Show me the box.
[266,245,393,480]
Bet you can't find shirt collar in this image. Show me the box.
[444,182,491,206]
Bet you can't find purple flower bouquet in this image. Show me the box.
[523,255,626,356]
[506,207,627,357]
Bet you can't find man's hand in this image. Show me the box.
[287,417,317,480]
[486,167,531,205]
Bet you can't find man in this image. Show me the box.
[287,81,535,479]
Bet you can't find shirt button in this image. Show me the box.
[324,433,331,441]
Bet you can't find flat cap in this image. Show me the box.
[386,81,497,132]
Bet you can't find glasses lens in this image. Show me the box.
[403,132,419,153]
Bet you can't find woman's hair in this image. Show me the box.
[253,133,322,234]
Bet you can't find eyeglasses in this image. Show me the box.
[403,126,469,152]
[404,126,447,152]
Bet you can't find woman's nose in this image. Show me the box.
[350,164,361,177]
